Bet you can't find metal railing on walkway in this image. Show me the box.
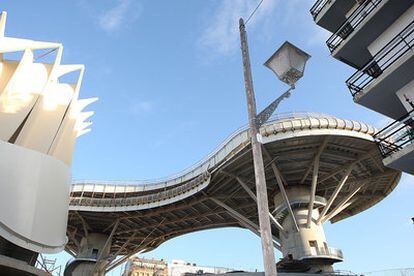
[70,172,210,207]
[374,110,414,158]
[346,20,414,96]
[310,0,330,19]
[326,0,382,53]
[71,112,331,189]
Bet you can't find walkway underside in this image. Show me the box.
[65,114,400,270]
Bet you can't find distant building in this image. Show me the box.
[168,259,233,276]
[124,257,168,276]
[123,258,234,276]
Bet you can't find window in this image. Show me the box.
[309,240,317,247]
[91,248,99,259]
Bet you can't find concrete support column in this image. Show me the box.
[65,233,112,276]
[274,186,342,273]
[280,208,328,260]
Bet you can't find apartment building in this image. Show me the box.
[123,258,234,276]
[310,0,414,175]
[123,257,168,276]
[167,259,234,276]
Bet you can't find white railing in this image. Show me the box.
[310,0,330,19]
[303,246,344,260]
[70,172,210,207]
[72,112,333,189]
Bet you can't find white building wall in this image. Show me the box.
[0,140,70,253]
[396,80,414,113]
[368,5,414,55]
[168,260,233,276]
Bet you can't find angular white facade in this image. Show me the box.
[0,11,96,253]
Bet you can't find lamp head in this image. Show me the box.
[264,41,311,87]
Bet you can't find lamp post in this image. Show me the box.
[238,18,310,276]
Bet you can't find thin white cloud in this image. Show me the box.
[269,0,329,48]
[197,0,331,59]
[198,0,278,58]
[98,0,141,32]
[130,100,154,115]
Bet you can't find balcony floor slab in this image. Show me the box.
[315,0,355,33]
[383,142,414,175]
[332,0,413,69]
[354,51,414,120]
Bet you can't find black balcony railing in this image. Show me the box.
[310,0,330,19]
[374,110,414,158]
[346,20,414,96]
[326,0,382,53]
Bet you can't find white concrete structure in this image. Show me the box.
[310,0,414,175]
[0,10,95,273]
[274,186,343,272]
[65,113,400,274]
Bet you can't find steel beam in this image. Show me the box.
[108,222,238,269]
[236,176,258,201]
[237,220,282,251]
[317,164,354,224]
[121,197,209,220]
[300,138,328,184]
[106,248,147,273]
[263,147,300,232]
[321,182,366,223]
[229,174,284,232]
[92,219,120,274]
[305,139,328,228]
[65,248,76,258]
[107,220,245,273]
[211,197,282,246]
[116,204,256,236]
[210,197,259,231]
[75,211,90,237]
[306,155,320,228]
[318,149,376,183]
[67,230,80,250]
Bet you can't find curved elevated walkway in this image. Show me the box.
[66,112,400,270]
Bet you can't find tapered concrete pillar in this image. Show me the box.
[274,186,343,273]
[64,233,111,276]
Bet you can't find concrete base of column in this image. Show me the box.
[274,186,343,273]
[64,258,105,276]
[64,233,111,276]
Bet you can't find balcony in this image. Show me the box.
[375,110,414,175]
[346,20,414,120]
[310,0,356,33]
[301,247,344,262]
[327,0,413,69]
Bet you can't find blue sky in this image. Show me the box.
[2,0,413,274]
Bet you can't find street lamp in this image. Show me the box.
[264,41,311,87]
[239,18,310,276]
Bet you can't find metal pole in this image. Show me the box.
[239,18,277,276]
